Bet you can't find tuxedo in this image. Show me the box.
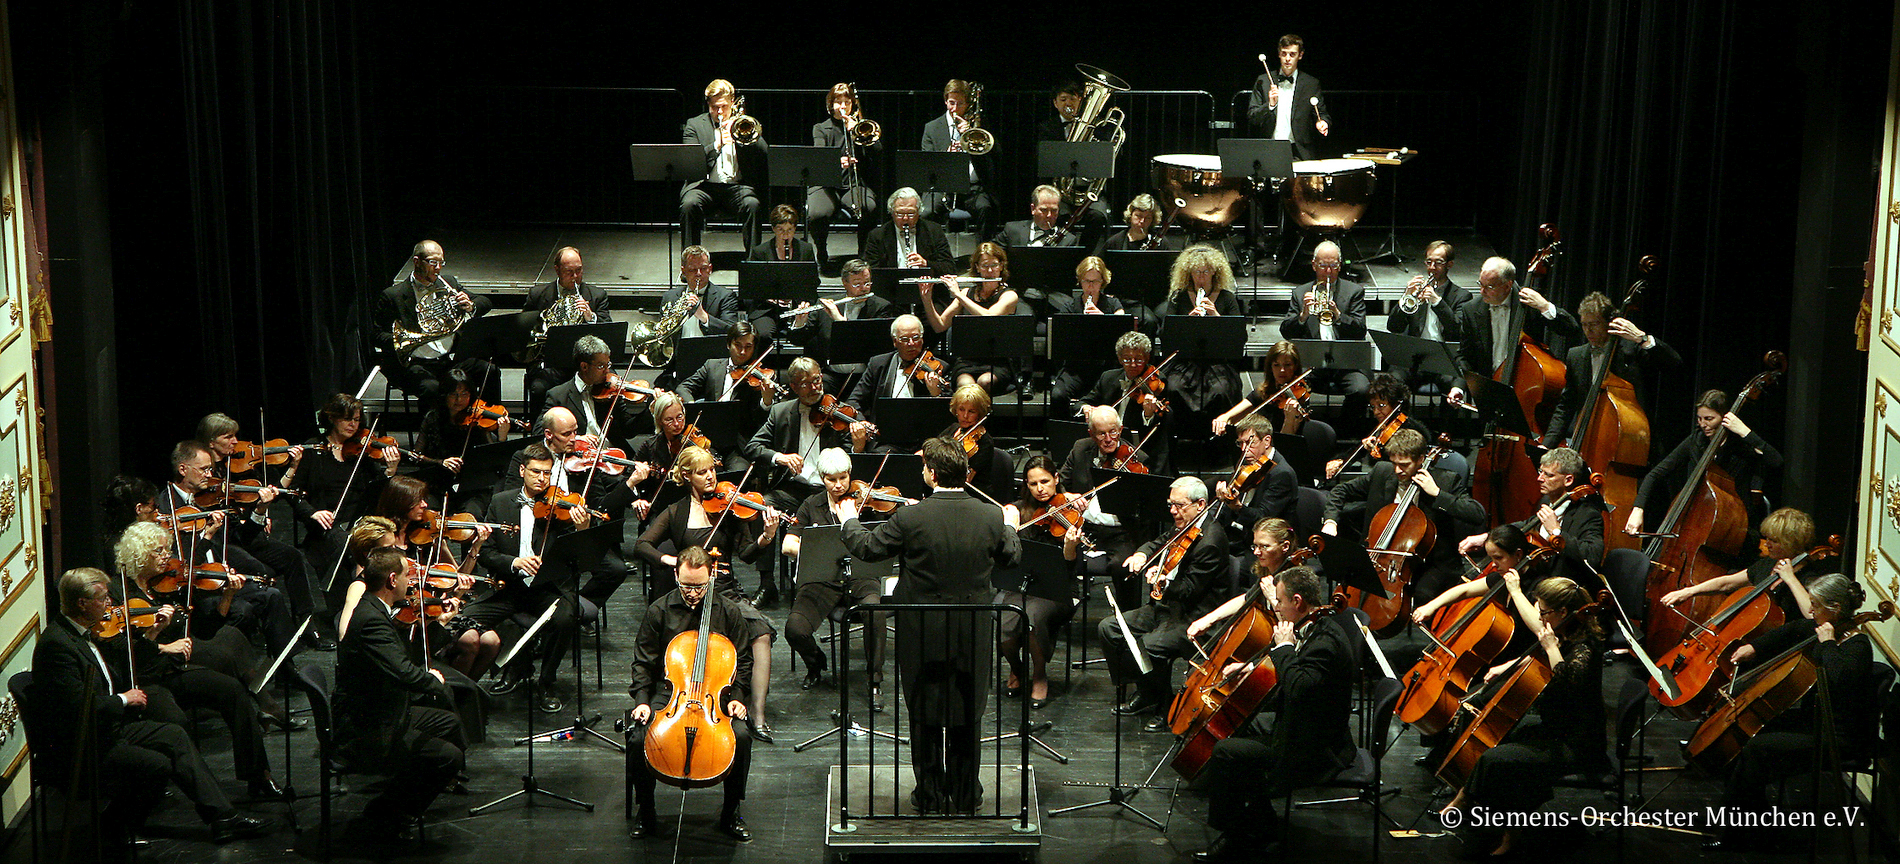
[658,281,744,336]
[1541,337,1681,448]
[1387,280,1472,342]
[743,397,855,506]
[1325,463,1487,601]
[784,293,896,370]
[919,114,996,237]
[680,111,767,249]
[466,486,587,688]
[1246,71,1329,159]
[370,273,499,401]
[844,350,941,448]
[522,277,614,417]
[334,595,465,821]
[544,378,645,453]
[806,118,881,260]
[862,219,956,275]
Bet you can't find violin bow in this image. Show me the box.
[704,463,758,547]
[1018,477,1119,530]
[1109,350,1179,413]
[456,362,501,465]
[1112,425,1161,471]
[1235,369,1314,424]
[322,416,386,592]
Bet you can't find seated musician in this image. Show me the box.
[1541,290,1680,449]
[1448,256,1581,407]
[523,245,609,418]
[997,455,1086,709]
[1187,517,1301,642]
[284,393,399,573]
[369,239,498,403]
[741,204,817,341]
[634,446,780,742]
[466,444,594,714]
[1187,565,1355,861]
[861,188,956,275]
[942,384,1005,503]
[159,440,296,658]
[785,258,897,390]
[1658,507,1825,624]
[32,568,275,844]
[993,184,1082,249]
[678,321,779,454]
[1708,574,1876,851]
[1103,194,1179,252]
[1325,429,1485,603]
[1387,240,1470,342]
[1437,574,1603,858]
[743,358,866,605]
[1212,415,1298,552]
[1212,339,1308,438]
[919,80,996,238]
[1324,374,1433,481]
[337,548,468,842]
[1162,245,1244,459]
[807,83,881,271]
[1034,79,1109,250]
[920,242,1024,396]
[631,392,692,488]
[627,546,757,841]
[680,79,765,251]
[514,407,647,606]
[1626,388,1783,540]
[781,448,888,711]
[1457,446,1605,591]
[657,246,745,388]
[1279,241,1370,433]
[1059,406,1148,599]
[845,315,950,450]
[413,369,494,513]
[196,412,328,649]
[1099,476,1230,731]
[110,523,290,797]
[1048,256,1130,418]
[1075,331,1171,473]
[544,335,644,453]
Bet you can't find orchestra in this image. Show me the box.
[59,60,1865,862]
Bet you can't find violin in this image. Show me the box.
[420,561,495,594]
[849,480,916,513]
[194,482,303,508]
[393,561,455,625]
[1106,441,1148,474]
[903,351,947,387]
[1114,352,1177,418]
[671,423,715,456]
[339,432,442,465]
[225,439,297,474]
[407,510,517,545]
[702,482,797,526]
[531,488,607,523]
[1235,370,1313,430]
[155,505,240,531]
[146,559,270,595]
[564,440,646,477]
[458,399,531,432]
[1218,451,1273,505]
[592,375,663,404]
[91,597,163,639]
[954,415,988,458]
[1148,511,1209,601]
[807,394,864,431]
[1026,493,1096,549]
[728,362,788,398]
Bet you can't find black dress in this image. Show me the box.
[1161,291,1243,415]
[1460,633,1605,813]
[634,496,775,644]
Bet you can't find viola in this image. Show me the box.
[531,488,606,523]
[807,394,864,431]
[592,375,663,404]
[92,597,163,639]
[458,399,531,432]
[407,510,517,545]
[702,482,797,526]
[1394,541,1562,734]
[565,440,645,477]
[195,482,303,508]
[643,589,740,788]
[850,480,916,513]
[225,438,297,474]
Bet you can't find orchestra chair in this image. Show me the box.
[512,598,603,691]
[1436,449,1470,489]
[1292,486,1327,545]
[13,670,131,863]
[295,662,427,856]
[1287,674,1404,860]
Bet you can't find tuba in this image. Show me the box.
[628,290,697,368]
[955,82,993,155]
[728,94,761,146]
[393,281,475,355]
[1057,64,1129,209]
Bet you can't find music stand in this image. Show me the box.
[869,396,950,451]
[894,150,976,200]
[830,320,895,367]
[1368,329,1461,381]
[949,314,1035,362]
[1465,373,1537,443]
[670,335,727,379]
[462,436,538,492]
[628,144,709,278]
[870,267,931,307]
[1272,431,1323,489]
[455,311,537,363]
[1217,138,1296,185]
[849,452,927,502]
[1003,246,1090,299]
[1160,315,1248,360]
[470,599,595,815]
[1037,141,1116,188]
[767,145,846,190]
[1100,250,1179,310]
[980,538,1073,764]
[1289,338,1377,374]
[1045,420,1089,456]
[1048,314,1138,362]
[519,521,623,750]
[683,400,750,449]
[1095,467,1175,529]
[545,322,631,365]
[1318,523,1386,598]
[786,525,909,752]
[735,261,821,309]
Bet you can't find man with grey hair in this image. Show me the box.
[786,257,896,389]
[1074,331,1173,473]
[845,314,947,450]
[1280,239,1370,432]
[543,334,643,451]
[1455,445,1604,591]
[523,246,611,418]
[1099,474,1230,730]
[862,188,955,274]
[1452,255,1579,403]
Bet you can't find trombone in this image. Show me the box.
[729,94,762,146]
[951,82,993,155]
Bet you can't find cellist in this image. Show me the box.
[1185,566,1356,863]
[1323,429,1485,602]
[1538,291,1679,449]
[1456,447,1605,591]
[1706,575,1877,851]
[1186,517,1302,643]
[1624,388,1784,540]
[1658,507,1825,627]
[1436,575,1603,858]
[627,547,755,842]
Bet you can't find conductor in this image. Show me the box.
[835,437,1021,813]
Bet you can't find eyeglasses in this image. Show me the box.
[1167,500,1193,510]
[678,582,710,595]
[895,334,924,345]
[419,257,446,267]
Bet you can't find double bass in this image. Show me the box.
[1639,351,1786,656]
[1563,256,1657,553]
[1470,224,1566,528]
[1347,435,1453,634]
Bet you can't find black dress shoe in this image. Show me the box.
[260,712,307,732]
[752,720,775,745]
[210,814,276,843]
[486,673,522,695]
[538,694,565,714]
[1113,694,1163,716]
[1144,715,1169,733]
[715,813,752,842]
[247,777,288,801]
[302,633,337,652]
[629,811,665,839]
[868,687,885,713]
[801,665,825,690]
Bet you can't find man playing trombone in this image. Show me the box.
[681,78,765,251]
[919,80,995,239]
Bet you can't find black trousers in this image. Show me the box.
[365,705,466,821]
[786,580,886,685]
[681,182,761,250]
[112,719,235,823]
[631,718,751,816]
[380,354,502,404]
[909,720,981,813]
[146,669,269,782]
[807,185,878,261]
[523,362,566,422]
[241,532,323,624]
[921,189,995,239]
[190,581,293,658]
[1097,602,1192,704]
[465,588,576,690]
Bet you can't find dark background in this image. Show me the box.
[15,0,1891,571]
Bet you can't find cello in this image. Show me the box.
[642,584,741,788]
[1169,582,1336,781]
[1564,256,1657,553]
[1639,351,1786,656]
[1348,435,1453,634]
[1470,224,1566,528]
[1168,538,1323,735]
[1395,540,1562,735]
[1649,535,1841,718]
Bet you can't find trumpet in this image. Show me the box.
[1307,281,1339,326]
[728,94,761,146]
[952,82,993,155]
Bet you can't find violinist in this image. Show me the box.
[519,405,650,538]
[845,315,947,450]
[920,242,1024,396]
[997,456,1086,709]
[369,239,500,404]
[1058,406,1148,594]
[413,369,508,519]
[1323,374,1432,481]
[1212,340,1306,438]
[336,548,468,843]
[32,568,275,844]
[158,441,297,657]
[1437,576,1603,859]
[467,444,592,714]
[781,448,887,710]
[1076,331,1172,473]
[367,478,501,723]
[545,335,643,453]
[1448,256,1581,403]
[1658,507,1825,625]
[1187,566,1355,862]
[284,393,399,560]
[678,321,777,461]
[1162,245,1244,447]
[1539,291,1679,449]
[523,246,609,418]
[1458,447,1605,591]
[743,360,866,607]
[1102,194,1178,252]
[1186,517,1299,642]
[1212,415,1297,553]
[1325,429,1485,603]
[784,258,896,386]
[1625,388,1783,540]
[634,445,780,741]
[628,548,756,841]
[1387,240,1470,343]
[191,416,327,640]
[1099,476,1229,731]
[1708,575,1876,852]
[834,438,1021,814]
[943,384,1004,502]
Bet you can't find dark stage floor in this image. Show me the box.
[11,549,1882,863]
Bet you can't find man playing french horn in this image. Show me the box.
[371,239,498,403]
[522,246,610,418]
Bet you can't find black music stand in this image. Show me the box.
[1095,468,1175,529]
[1289,338,1378,374]
[895,150,977,201]
[1045,419,1089,454]
[848,452,927,502]
[1368,329,1461,381]
[1003,246,1091,300]
[628,144,709,280]
[1100,250,1179,310]
[1049,314,1139,363]
[735,261,821,309]
[789,525,909,752]
[829,319,895,366]
[1465,373,1537,444]
[545,322,631,365]
[462,436,539,490]
[767,145,846,190]
[470,599,595,815]
[1272,431,1323,489]
[682,400,750,449]
[1037,141,1117,190]
[949,314,1035,363]
[456,311,536,364]
[1160,315,1248,360]
[869,396,950,451]
[520,520,623,750]
[1219,138,1296,278]
[668,334,727,383]
[1318,523,1386,598]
